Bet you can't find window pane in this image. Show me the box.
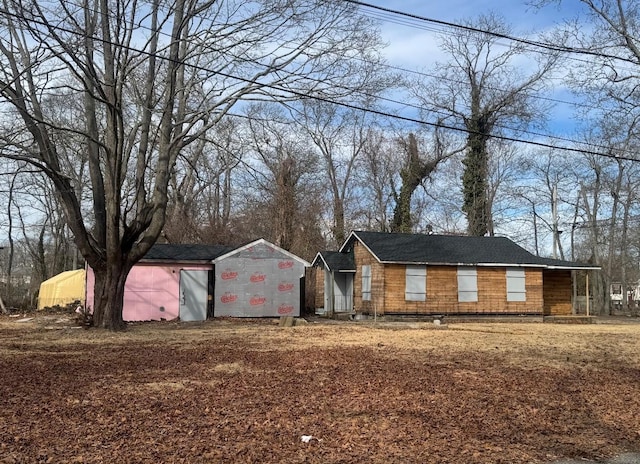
[405,266,426,301]
[457,267,478,302]
[506,268,526,302]
[362,265,371,301]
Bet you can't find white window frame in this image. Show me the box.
[361,265,372,301]
[405,266,427,301]
[457,267,478,302]
[506,268,526,302]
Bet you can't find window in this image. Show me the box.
[457,267,478,302]
[362,265,371,301]
[506,268,526,302]
[405,266,426,301]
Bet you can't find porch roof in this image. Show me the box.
[312,251,356,272]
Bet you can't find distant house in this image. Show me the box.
[86,239,309,322]
[312,231,598,317]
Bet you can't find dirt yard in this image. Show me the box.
[1,315,640,463]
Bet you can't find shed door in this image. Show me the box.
[179,270,208,321]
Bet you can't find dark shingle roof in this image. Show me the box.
[346,231,595,269]
[142,243,233,262]
[315,251,355,272]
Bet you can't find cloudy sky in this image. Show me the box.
[354,0,590,139]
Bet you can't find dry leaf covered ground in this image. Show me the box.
[1,315,640,463]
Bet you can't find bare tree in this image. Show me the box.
[414,13,557,236]
[530,0,640,313]
[0,0,384,329]
[163,118,244,245]
[243,104,322,254]
[356,130,398,232]
[290,101,373,247]
[390,131,459,233]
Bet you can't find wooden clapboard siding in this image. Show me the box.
[377,265,544,315]
[521,269,544,312]
[353,241,385,314]
[543,270,572,315]
[383,264,423,314]
[459,267,502,314]
[314,266,324,309]
[426,266,458,314]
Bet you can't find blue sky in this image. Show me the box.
[357,0,588,139]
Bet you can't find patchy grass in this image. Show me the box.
[1,315,640,463]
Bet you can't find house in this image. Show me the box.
[85,239,309,322]
[312,231,599,317]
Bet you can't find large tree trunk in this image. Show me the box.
[332,198,346,245]
[462,109,491,236]
[92,260,133,330]
[391,133,444,233]
[274,157,297,251]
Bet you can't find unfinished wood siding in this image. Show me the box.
[353,241,385,314]
[382,266,544,315]
[468,267,543,314]
[384,264,425,313]
[522,269,544,312]
[314,266,324,310]
[543,270,573,315]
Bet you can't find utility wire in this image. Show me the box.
[346,0,640,65]
[0,5,637,162]
[12,0,611,134]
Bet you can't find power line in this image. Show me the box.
[0,4,637,162]
[11,0,614,145]
[345,0,640,65]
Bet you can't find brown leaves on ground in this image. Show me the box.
[1,317,640,463]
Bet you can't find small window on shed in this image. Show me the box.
[405,266,426,301]
[457,267,478,302]
[506,268,526,302]
[362,265,371,301]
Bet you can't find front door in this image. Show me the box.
[324,271,354,314]
[333,273,353,312]
[179,270,208,321]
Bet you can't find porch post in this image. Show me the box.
[572,270,577,315]
[586,272,590,317]
[329,270,335,318]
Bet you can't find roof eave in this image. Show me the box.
[544,265,601,270]
[377,260,598,270]
[340,231,383,263]
[213,238,311,266]
[139,259,214,265]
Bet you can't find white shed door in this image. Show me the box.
[179,270,208,321]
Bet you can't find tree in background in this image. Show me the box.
[413,13,557,236]
[390,131,460,233]
[241,103,324,259]
[292,102,371,247]
[530,0,640,312]
[0,0,384,329]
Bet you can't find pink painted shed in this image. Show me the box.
[85,240,310,322]
[86,244,231,322]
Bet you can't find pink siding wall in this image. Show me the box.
[86,263,212,321]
